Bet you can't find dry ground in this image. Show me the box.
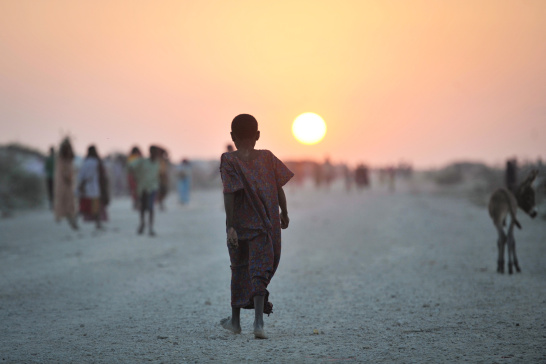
[1,180,545,363]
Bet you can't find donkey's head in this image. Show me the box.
[516,169,539,218]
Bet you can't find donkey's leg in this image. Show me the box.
[507,223,515,274]
[496,226,506,274]
[509,226,521,273]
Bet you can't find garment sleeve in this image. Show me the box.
[220,154,244,193]
[271,152,294,187]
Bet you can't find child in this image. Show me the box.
[129,145,160,236]
[219,114,293,339]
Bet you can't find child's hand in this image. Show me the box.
[280,213,289,229]
[227,227,238,248]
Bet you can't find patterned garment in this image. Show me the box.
[54,156,76,221]
[220,150,293,312]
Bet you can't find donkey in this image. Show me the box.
[488,169,538,274]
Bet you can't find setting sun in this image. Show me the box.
[292,113,327,145]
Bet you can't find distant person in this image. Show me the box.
[226,144,234,153]
[78,145,109,229]
[109,154,126,197]
[127,147,143,210]
[53,138,78,230]
[506,158,517,194]
[387,166,396,192]
[219,114,293,339]
[176,158,192,205]
[342,164,353,192]
[313,162,323,188]
[355,163,369,190]
[44,146,55,209]
[322,157,334,190]
[157,148,170,211]
[129,145,160,236]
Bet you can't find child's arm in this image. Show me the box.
[278,187,289,229]
[223,192,238,248]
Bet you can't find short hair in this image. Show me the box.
[130,146,141,155]
[231,114,258,139]
[87,145,98,158]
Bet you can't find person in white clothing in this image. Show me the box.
[78,145,109,229]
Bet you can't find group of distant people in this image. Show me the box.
[45,139,114,231]
[44,139,192,236]
[42,114,295,340]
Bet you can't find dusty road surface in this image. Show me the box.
[1,182,545,363]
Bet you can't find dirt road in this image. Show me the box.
[1,183,545,363]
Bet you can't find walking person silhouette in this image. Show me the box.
[219,114,293,339]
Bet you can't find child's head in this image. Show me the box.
[86,145,99,159]
[230,114,260,148]
[149,145,159,159]
[130,146,142,157]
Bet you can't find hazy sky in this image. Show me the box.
[1,1,545,167]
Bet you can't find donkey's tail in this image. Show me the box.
[501,189,522,230]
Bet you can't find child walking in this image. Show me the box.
[219,114,293,339]
[128,145,160,236]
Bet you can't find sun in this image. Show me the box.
[292,113,327,145]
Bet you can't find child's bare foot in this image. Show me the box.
[253,322,267,339]
[220,317,241,334]
[253,328,267,339]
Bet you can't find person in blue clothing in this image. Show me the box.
[176,158,192,205]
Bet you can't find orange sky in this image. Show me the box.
[1,1,545,168]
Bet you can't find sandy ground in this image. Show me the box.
[1,179,545,363]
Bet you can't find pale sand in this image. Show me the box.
[1,180,545,363]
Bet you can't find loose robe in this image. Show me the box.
[53,156,76,221]
[220,149,293,313]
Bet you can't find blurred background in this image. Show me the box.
[1,1,545,215]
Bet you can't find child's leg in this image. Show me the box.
[248,234,274,339]
[138,192,146,234]
[220,307,241,334]
[221,239,251,333]
[253,295,267,339]
[148,191,156,236]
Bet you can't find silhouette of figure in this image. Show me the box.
[506,158,518,194]
[157,147,170,211]
[129,145,160,236]
[78,145,109,229]
[322,157,334,190]
[44,147,55,209]
[176,158,192,204]
[220,114,293,339]
[127,147,142,210]
[342,164,353,192]
[355,163,369,190]
[53,138,78,230]
[387,166,396,192]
